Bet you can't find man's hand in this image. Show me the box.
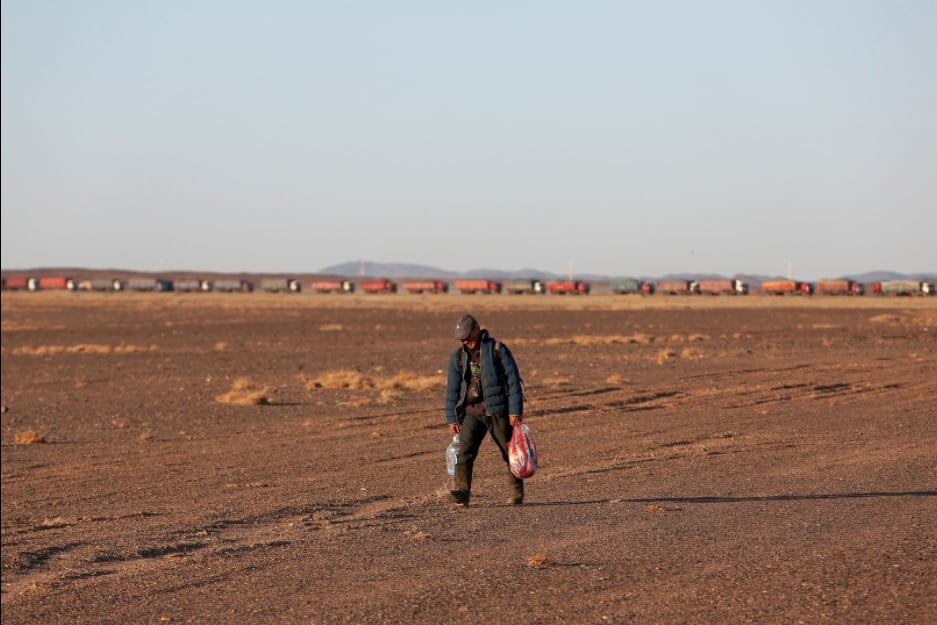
[449,423,460,434]
[509,414,523,427]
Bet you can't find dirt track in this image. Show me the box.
[2,292,935,624]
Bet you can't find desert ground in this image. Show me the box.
[2,291,935,625]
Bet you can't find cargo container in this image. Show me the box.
[654,280,699,295]
[503,279,546,295]
[359,279,398,293]
[3,277,40,290]
[815,279,864,295]
[174,279,212,292]
[128,278,174,292]
[873,280,933,296]
[260,278,301,293]
[401,280,448,294]
[609,278,652,295]
[546,280,590,294]
[76,279,124,291]
[698,279,748,295]
[309,280,354,293]
[214,279,254,293]
[38,276,76,290]
[760,280,813,295]
[454,279,501,294]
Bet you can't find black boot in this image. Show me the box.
[507,470,524,505]
[447,464,472,506]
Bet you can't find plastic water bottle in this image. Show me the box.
[446,434,461,476]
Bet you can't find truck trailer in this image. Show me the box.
[174,279,212,292]
[503,279,546,295]
[654,280,699,295]
[127,278,174,292]
[815,279,864,295]
[874,280,934,296]
[697,279,747,295]
[610,278,652,295]
[546,280,590,294]
[213,279,253,293]
[760,280,813,295]
[359,279,398,293]
[2,277,39,291]
[76,279,125,291]
[310,280,355,293]
[454,279,501,294]
[38,276,76,290]
[401,280,448,294]
[260,278,301,293]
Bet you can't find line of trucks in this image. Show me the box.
[2,276,934,296]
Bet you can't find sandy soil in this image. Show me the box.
[2,291,935,625]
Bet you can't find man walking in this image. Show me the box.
[443,313,525,506]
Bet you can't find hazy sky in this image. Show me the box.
[2,1,935,280]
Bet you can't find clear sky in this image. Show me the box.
[2,1,935,280]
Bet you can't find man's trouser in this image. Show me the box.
[453,413,523,502]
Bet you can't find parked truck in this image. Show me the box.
[359,279,398,293]
[2,277,39,291]
[38,276,77,290]
[76,278,125,291]
[260,278,301,293]
[610,278,653,295]
[760,280,813,295]
[873,280,934,296]
[815,279,864,295]
[310,280,355,293]
[128,278,174,292]
[213,279,254,293]
[503,279,546,295]
[454,279,501,294]
[697,279,748,295]
[654,280,699,295]
[401,280,448,294]
[546,280,590,294]
[174,279,212,292]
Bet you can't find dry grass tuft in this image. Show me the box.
[526,553,551,568]
[12,344,158,356]
[542,375,572,387]
[41,517,71,528]
[216,377,274,405]
[544,334,655,346]
[139,431,153,441]
[15,430,45,444]
[306,369,376,390]
[656,348,676,364]
[319,323,344,332]
[681,347,703,359]
[305,369,442,394]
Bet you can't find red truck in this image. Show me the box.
[697,279,748,295]
[359,279,397,293]
[760,280,813,295]
[546,280,590,294]
[401,280,448,294]
[2,277,39,290]
[815,279,864,295]
[38,276,76,290]
[310,280,355,293]
[454,279,501,294]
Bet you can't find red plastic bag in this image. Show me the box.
[508,424,538,479]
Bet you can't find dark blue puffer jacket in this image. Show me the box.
[445,329,524,424]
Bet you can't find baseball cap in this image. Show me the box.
[453,314,478,340]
